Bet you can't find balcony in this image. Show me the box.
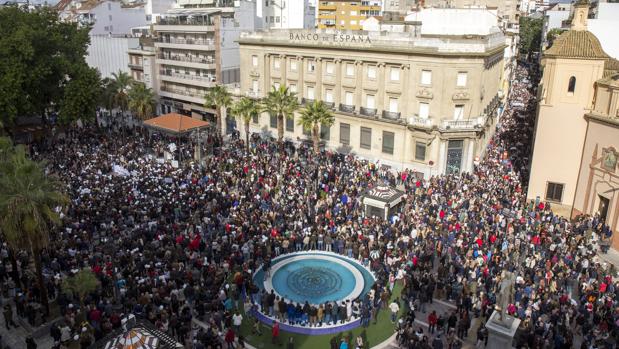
[359,107,377,117]
[155,37,216,50]
[408,116,434,128]
[323,101,335,109]
[159,86,206,105]
[156,54,216,70]
[160,71,217,88]
[246,90,261,99]
[128,63,143,70]
[302,98,315,105]
[382,110,401,120]
[339,104,355,113]
[440,117,484,130]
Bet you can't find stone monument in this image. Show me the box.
[485,270,521,348]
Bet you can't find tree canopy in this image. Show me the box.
[519,17,544,56]
[0,6,97,126]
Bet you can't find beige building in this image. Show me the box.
[317,0,383,30]
[527,1,619,246]
[238,28,505,176]
[128,37,159,93]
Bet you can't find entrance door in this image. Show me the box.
[446,140,464,175]
[598,195,610,223]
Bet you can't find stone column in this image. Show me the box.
[315,57,323,102]
[354,60,363,111]
[279,54,287,86]
[334,58,342,108]
[297,55,304,102]
[377,62,386,112]
[485,311,521,349]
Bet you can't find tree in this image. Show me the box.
[58,66,102,125]
[110,70,134,127]
[0,6,93,126]
[204,85,232,136]
[546,28,565,48]
[261,86,299,144]
[128,82,156,120]
[62,269,100,307]
[519,17,543,56]
[297,100,335,154]
[231,97,259,150]
[0,142,68,315]
[99,77,116,112]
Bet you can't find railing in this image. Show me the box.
[156,38,215,47]
[323,101,335,109]
[302,98,315,105]
[359,107,377,116]
[382,110,401,120]
[246,90,261,98]
[339,104,355,113]
[128,63,143,69]
[441,118,483,130]
[160,86,206,99]
[157,18,215,26]
[408,116,434,128]
[157,54,215,65]
[160,71,216,83]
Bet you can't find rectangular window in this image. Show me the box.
[367,66,376,79]
[290,61,297,72]
[390,67,400,81]
[366,94,375,109]
[382,131,394,155]
[457,72,468,87]
[350,20,357,25]
[273,58,281,70]
[325,89,333,103]
[269,113,277,128]
[346,64,355,77]
[308,61,316,72]
[360,127,372,150]
[340,123,350,145]
[252,80,259,92]
[289,84,297,93]
[252,55,259,67]
[286,116,294,132]
[415,142,426,161]
[273,81,281,89]
[453,104,464,120]
[546,182,564,202]
[307,86,315,100]
[326,62,335,75]
[345,91,354,105]
[252,113,259,124]
[389,98,398,113]
[320,123,330,140]
[421,70,432,85]
[418,102,429,119]
[276,16,280,23]
[350,10,357,15]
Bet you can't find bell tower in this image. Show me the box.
[571,0,589,31]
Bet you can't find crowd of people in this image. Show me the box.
[0,62,617,349]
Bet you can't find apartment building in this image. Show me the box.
[238,27,505,176]
[257,0,316,29]
[423,0,520,29]
[153,0,257,118]
[317,0,383,30]
[128,38,158,92]
[382,0,416,21]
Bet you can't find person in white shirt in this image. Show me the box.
[389,299,400,323]
[232,311,243,333]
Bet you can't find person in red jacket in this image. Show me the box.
[272,321,280,346]
[428,310,438,334]
[225,327,235,349]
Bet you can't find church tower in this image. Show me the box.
[527,0,611,215]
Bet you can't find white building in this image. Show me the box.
[541,2,571,50]
[256,0,315,29]
[58,0,149,35]
[145,0,176,23]
[87,34,139,78]
[589,2,619,59]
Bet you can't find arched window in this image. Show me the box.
[568,76,576,93]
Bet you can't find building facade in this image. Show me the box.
[87,34,139,78]
[257,0,316,29]
[153,0,257,118]
[527,1,619,228]
[382,0,417,21]
[238,28,505,176]
[128,38,159,93]
[317,0,383,30]
[422,0,520,28]
[58,0,149,35]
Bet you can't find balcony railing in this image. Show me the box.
[441,117,484,130]
[323,101,335,109]
[157,54,215,65]
[160,71,216,83]
[156,18,214,26]
[408,116,434,128]
[339,104,355,113]
[246,90,261,98]
[160,86,206,99]
[128,63,143,70]
[156,38,215,47]
[382,110,401,120]
[302,98,315,105]
[359,107,377,117]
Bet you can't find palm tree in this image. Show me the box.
[128,82,156,120]
[110,71,134,128]
[62,269,100,308]
[204,85,232,136]
[99,77,116,112]
[261,86,299,144]
[231,97,259,150]
[0,144,68,315]
[298,100,335,154]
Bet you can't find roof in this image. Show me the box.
[544,30,610,59]
[362,185,405,204]
[143,113,210,134]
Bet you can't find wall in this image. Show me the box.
[90,2,149,35]
[87,35,139,78]
[219,0,259,83]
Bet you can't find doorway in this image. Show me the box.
[597,195,610,223]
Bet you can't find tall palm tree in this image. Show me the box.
[232,97,259,150]
[261,86,299,144]
[99,77,116,112]
[0,144,68,314]
[110,71,134,128]
[298,100,335,154]
[128,82,156,120]
[204,85,232,136]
